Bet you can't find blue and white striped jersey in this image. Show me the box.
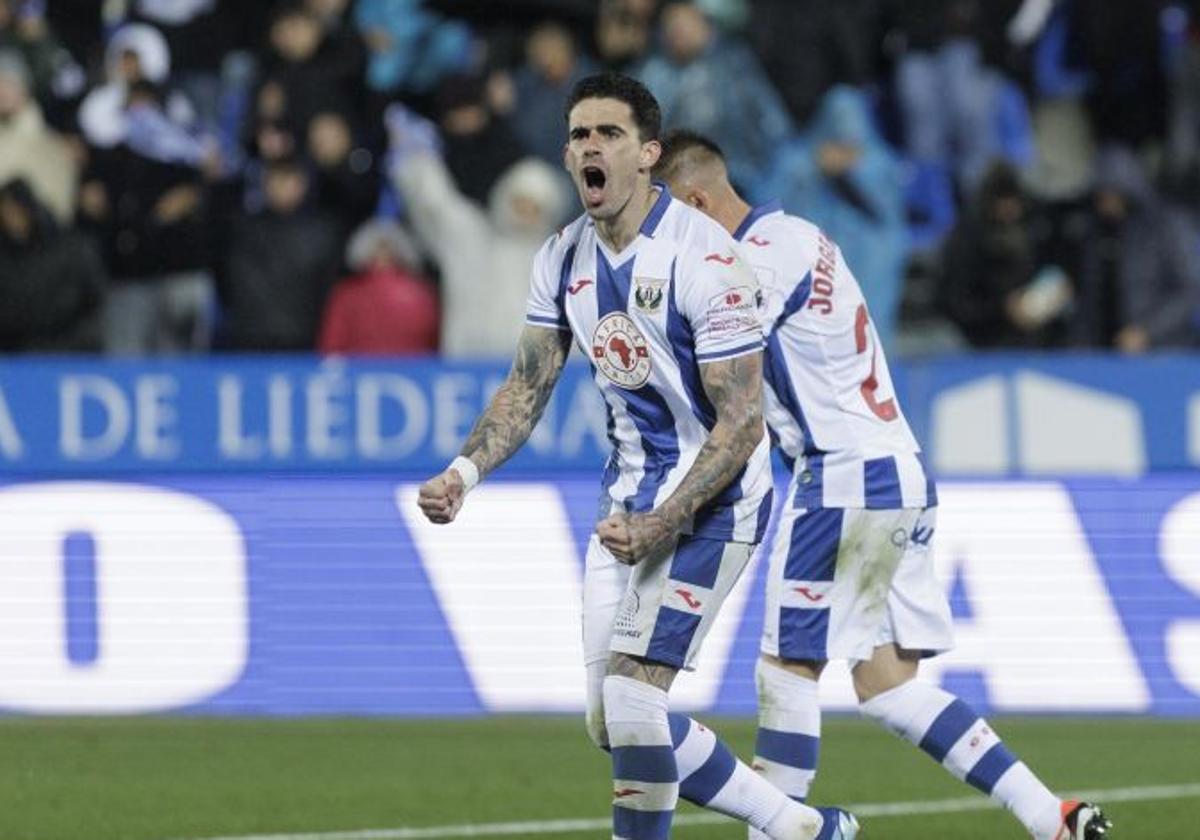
[733,201,935,510]
[526,187,773,543]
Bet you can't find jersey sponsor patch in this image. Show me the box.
[592,312,652,389]
[706,286,758,338]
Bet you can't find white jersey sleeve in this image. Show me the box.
[524,231,573,331]
[676,248,764,363]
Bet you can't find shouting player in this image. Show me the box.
[654,130,1111,840]
[417,75,857,840]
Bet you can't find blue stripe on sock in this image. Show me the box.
[679,736,737,805]
[668,713,691,748]
[918,700,979,762]
[965,742,1018,794]
[613,805,673,840]
[754,727,820,770]
[613,745,678,783]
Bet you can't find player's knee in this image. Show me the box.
[760,653,826,683]
[853,648,920,705]
[601,673,670,747]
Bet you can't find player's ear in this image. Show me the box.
[562,142,571,171]
[640,139,662,172]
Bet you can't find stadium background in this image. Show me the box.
[1,1,1199,839]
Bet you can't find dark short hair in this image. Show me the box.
[653,129,725,182]
[564,73,661,142]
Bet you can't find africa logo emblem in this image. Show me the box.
[592,313,652,389]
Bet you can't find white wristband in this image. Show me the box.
[448,456,480,492]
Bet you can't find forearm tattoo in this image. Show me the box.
[460,326,570,478]
[656,351,765,532]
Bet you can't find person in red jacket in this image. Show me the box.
[318,217,439,354]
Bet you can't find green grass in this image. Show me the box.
[0,716,1195,839]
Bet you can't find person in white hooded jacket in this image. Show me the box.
[77,22,196,150]
[385,103,568,358]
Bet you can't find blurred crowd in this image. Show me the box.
[1,0,1199,358]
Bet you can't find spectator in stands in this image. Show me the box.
[748,0,884,126]
[435,72,527,207]
[0,49,76,223]
[889,0,1027,193]
[637,1,792,193]
[256,4,364,138]
[118,0,238,128]
[595,0,656,73]
[386,103,567,357]
[1069,146,1200,352]
[77,22,196,150]
[512,21,596,167]
[1070,0,1170,152]
[0,178,104,353]
[307,108,379,232]
[0,0,82,122]
[763,85,908,354]
[318,218,438,355]
[80,80,215,355]
[221,155,342,351]
[940,162,1070,347]
[354,0,473,105]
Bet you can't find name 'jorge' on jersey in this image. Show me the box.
[525,186,773,544]
[733,201,935,510]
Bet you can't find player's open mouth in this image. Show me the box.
[582,166,606,205]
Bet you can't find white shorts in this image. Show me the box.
[760,506,954,663]
[583,532,754,670]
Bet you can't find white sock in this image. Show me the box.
[604,676,677,840]
[671,713,821,836]
[861,679,1061,839]
[749,660,822,840]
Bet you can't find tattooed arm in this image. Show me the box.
[596,350,765,564]
[417,325,572,524]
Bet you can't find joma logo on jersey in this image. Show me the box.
[592,313,651,389]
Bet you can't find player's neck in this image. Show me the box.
[594,183,659,252]
[723,195,755,239]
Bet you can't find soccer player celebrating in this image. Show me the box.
[653,130,1112,840]
[417,74,858,840]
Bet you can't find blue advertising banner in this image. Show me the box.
[1,475,1196,717]
[0,358,610,475]
[0,353,1196,476]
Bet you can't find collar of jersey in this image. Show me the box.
[593,183,673,267]
[733,200,783,241]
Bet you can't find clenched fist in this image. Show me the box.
[417,468,467,524]
[596,511,677,566]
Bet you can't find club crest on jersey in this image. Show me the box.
[592,312,651,389]
[633,277,665,312]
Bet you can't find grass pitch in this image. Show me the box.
[0,716,1195,840]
